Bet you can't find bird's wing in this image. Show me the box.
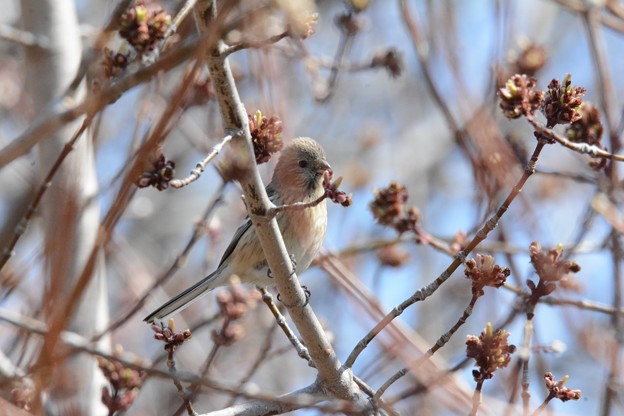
[217,184,277,267]
[143,268,220,322]
[217,217,251,267]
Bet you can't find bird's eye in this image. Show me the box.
[298,160,308,168]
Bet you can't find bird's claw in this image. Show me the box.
[289,254,297,276]
[301,285,310,306]
[277,285,310,307]
[267,254,297,279]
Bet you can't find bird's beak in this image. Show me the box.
[318,160,332,173]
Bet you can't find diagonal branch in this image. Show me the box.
[193,0,368,409]
[345,138,547,369]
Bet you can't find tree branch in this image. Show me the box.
[193,0,367,410]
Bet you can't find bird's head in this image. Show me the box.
[272,137,331,201]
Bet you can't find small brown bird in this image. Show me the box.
[144,137,330,322]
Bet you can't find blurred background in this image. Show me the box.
[1,0,623,414]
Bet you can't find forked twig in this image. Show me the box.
[346,138,547,372]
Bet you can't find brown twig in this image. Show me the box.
[0,307,349,413]
[504,283,624,315]
[31,33,214,393]
[222,31,289,57]
[373,293,481,401]
[264,192,327,220]
[345,138,547,369]
[226,321,279,406]
[551,0,624,33]
[0,34,202,170]
[0,116,92,273]
[92,183,226,341]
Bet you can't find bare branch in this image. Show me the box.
[0,117,91,273]
[345,138,547,370]
[265,192,327,220]
[170,134,234,188]
[194,0,368,408]
[222,31,289,57]
[0,35,201,169]
[527,116,624,161]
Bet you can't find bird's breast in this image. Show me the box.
[280,200,327,270]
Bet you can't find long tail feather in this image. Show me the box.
[143,270,219,323]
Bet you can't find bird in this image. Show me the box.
[144,137,330,323]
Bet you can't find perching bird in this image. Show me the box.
[144,137,330,323]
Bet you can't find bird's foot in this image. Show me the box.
[267,254,297,279]
[277,285,310,307]
[289,254,297,276]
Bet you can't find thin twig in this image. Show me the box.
[469,380,484,416]
[143,0,200,64]
[0,116,92,273]
[373,293,480,401]
[227,321,279,406]
[318,14,356,102]
[165,0,199,44]
[222,31,289,57]
[92,182,226,341]
[520,319,535,416]
[530,391,555,416]
[345,139,547,369]
[259,288,313,365]
[170,135,233,188]
[504,283,624,315]
[172,318,229,416]
[167,348,198,416]
[265,192,327,220]
[527,117,624,161]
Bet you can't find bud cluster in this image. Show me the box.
[212,282,261,346]
[544,372,582,402]
[370,182,420,234]
[464,254,510,297]
[323,170,353,207]
[119,0,171,53]
[136,148,176,191]
[466,322,516,381]
[97,346,146,414]
[542,74,586,127]
[151,319,192,356]
[249,110,283,164]
[497,74,544,119]
[527,242,581,299]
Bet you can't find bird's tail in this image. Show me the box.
[143,269,220,323]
